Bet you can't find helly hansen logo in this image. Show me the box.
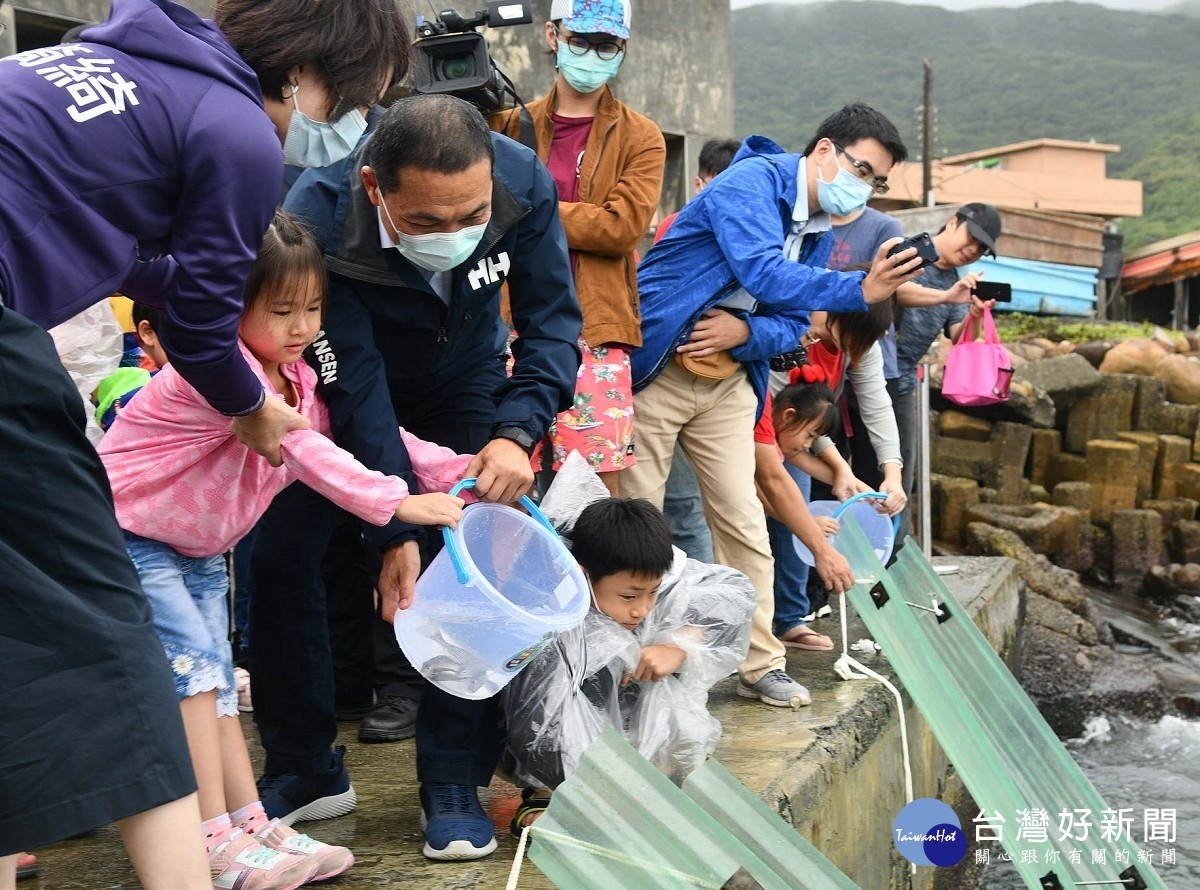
[312,332,337,385]
[467,253,510,291]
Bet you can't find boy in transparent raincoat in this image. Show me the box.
[502,454,756,833]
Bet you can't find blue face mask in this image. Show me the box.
[282,85,367,168]
[379,197,489,273]
[556,43,623,94]
[816,157,875,217]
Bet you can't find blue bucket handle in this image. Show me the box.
[832,491,902,539]
[442,478,559,585]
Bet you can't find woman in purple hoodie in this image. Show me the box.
[0,1,408,886]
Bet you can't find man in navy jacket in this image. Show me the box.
[250,95,581,861]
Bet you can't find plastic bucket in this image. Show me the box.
[792,492,900,566]
[394,478,589,700]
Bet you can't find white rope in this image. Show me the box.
[504,823,532,890]
[833,583,914,806]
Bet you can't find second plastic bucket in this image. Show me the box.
[394,479,589,700]
[792,492,899,566]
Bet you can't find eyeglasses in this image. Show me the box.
[833,143,890,195]
[554,26,625,61]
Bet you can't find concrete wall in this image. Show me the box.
[3,0,733,217]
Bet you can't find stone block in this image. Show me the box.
[931,421,1031,497]
[1048,453,1088,489]
[1134,375,1200,439]
[1178,463,1200,503]
[1064,373,1138,454]
[1029,484,1050,504]
[1117,431,1159,504]
[1052,481,1092,521]
[1013,353,1102,406]
[1193,423,1200,463]
[1086,439,1140,526]
[1153,434,1194,499]
[929,474,979,546]
[1141,498,1198,529]
[962,502,1090,571]
[1172,520,1200,565]
[1028,428,1062,488]
[1110,509,1166,587]
[939,410,993,442]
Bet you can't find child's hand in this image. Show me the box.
[630,645,688,683]
[395,493,465,529]
[815,516,840,537]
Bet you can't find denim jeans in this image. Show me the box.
[766,461,813,636]
[124,531,236,716]
[662,442,714,563]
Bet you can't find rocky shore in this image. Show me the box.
[921,325,1200,736]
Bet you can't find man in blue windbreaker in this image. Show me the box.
[249,94,581,862]
[623,104,921,712]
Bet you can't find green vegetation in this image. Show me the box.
[732,1,1200,251]
[993,312,1153,344]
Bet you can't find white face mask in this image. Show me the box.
[282,84,367,168]
[378,196,489,273]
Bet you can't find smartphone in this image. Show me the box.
[971,281,1012,302]
[887,232,939,271]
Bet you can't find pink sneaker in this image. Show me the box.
[209,828,315,890]
[256,819,355,881]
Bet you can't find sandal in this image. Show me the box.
[17,851,38,881]
[777,625,834,651]
[510,788,553,837]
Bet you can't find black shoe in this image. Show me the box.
[357,694,419,743]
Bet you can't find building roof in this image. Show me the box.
[942,138,1121,165]
[1121,230,1200,292]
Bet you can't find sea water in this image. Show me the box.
[982,586,1200,887]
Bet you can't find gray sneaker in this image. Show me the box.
[737,669,812,708]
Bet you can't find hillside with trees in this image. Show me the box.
[732,1,1200,249]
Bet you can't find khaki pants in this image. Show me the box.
[623,360,784,683]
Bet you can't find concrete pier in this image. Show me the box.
[25,556,1019,889]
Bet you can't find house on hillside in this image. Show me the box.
[876,139,1141,318]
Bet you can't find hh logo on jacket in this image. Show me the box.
[467,253,510,291]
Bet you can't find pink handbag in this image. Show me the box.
[940,306,1013,407]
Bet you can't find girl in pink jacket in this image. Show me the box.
[98,212,467,889]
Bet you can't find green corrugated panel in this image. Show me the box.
[836,517,1165,890]
[683,758,861,890]
[528,725,861,889]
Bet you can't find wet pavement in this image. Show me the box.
[23,559,1006,888]
[25,663,842,890]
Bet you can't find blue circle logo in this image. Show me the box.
[893,799,966,867]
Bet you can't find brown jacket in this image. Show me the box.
[493,84,665,348]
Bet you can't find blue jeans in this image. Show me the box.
[124,532,236,716]
[767,461,812,636]
[662,443,714,563]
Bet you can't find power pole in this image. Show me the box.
[922,58,934,206]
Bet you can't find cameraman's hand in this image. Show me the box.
[862,239,925,304]
[967,293,995,320]
[945,272,982,304]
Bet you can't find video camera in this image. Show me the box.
[410,1,532,114]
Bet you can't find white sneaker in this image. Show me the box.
[737,669,812,708]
